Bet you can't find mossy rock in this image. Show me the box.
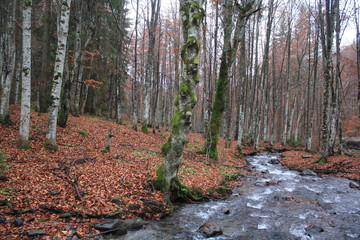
[208,186,232,197]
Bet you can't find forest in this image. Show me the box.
[0,0,360,239]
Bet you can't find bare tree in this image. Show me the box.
[142,0,161,133]
[0,0,17,124]
[45,0,72,150]
[203,0,260,160]
[19,0,32,149]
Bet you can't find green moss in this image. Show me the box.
[161,139,172,156]
[174,96,180,107]
[0,152,8,178]
[189,1,200,8]
[44,142,58,151]
[78,130,88,137]
[179,81,190,95]
[314,157,327,165]
[186,37,196,46]
[141,124,148,134]
[0,114,12,125]
[208,186,232,197]
[20,209,33,214]
[171,111,182,132]
[18,142,32,150]
[153,164,168,193]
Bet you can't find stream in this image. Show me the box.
[111,154,360,240]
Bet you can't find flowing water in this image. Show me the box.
[111,154,360,240]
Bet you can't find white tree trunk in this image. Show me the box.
[19,1,32,148]
[45,0,71,150]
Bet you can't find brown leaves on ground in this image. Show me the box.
[281,150,360,181]
[0,106,248,239]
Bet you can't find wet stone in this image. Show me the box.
[94,219,128,236]
[299,169,317,176]
[221,207,230,215]
[94,219,122,232]
[28,229,47,237]
[122,219,145,230]
[349,182,360,189]
[197,222,223,238]
[269,159,280,164]
[266,181,279,186]
[305,225,324,236]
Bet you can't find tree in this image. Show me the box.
[132,0,140,131]
[355,0,360,120]
[19,0,32,149]
[203,0,259,160]
[318,0,339,162]
[154,0,204,204]
[45,0,72,150]
[0,0,17,124]
[142,0,161,133]
[37,0,51,113]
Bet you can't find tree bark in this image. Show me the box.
[155,0,204,204]
[142,0,160,133]
[318,0,337,162]
[132,0,140,131]
[45,0,72,151]
[204,0,258,160]
[0,0,17,124]
[37,0,51,113]
[19,0,32,149]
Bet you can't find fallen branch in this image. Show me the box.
[52,157,95,200]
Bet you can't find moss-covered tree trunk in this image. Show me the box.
[203,1,258,160]
[155,0,204,205]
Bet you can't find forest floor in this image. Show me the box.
[0,105,359,239]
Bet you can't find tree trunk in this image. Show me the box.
[37,0,51,113]
[354,0,360,120]
[282,12,292,145]
[236,27,246,151]
[204,1,258,160]
[19,0,32,149]
[69,0,82,117]
[45,0,72,151]
[0,0,17,124]
[142,0,160,133]
[132,0,140,131]
[155,0,204,204]
[306,12,319,151]
[318,0,337,162]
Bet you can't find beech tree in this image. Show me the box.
[318,0,339,162]
[0,0,17,124]
[154,0,204,204]
[142,0,161,133]
[203,0,259,160]
[19,0,32,149]
[45,0,72,150]
[355,0,360,119]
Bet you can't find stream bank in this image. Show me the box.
[105,154,360,240]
